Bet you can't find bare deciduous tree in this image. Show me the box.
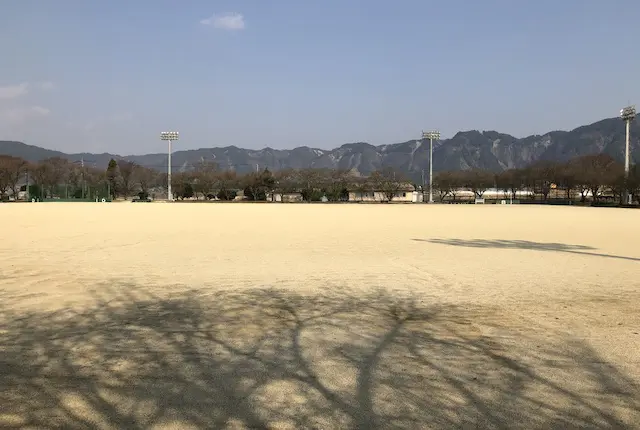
[461,169,494,199]
[352,176,372,202]
[0,156,11,199]
[171,172,193,200]
[117,161,138,198]
[371,167,404,202]
[193,161,217,200]
[295,169,323,202]
[322,169,351,202]
[529,161,558,201]
[573,154,619,203]
[39,157,71,198]
[556,161,578,201]
[607,165,626,204]
[629,165,640,204]
[434,171,465,202]
[0,156,27,199]
[495,169,524,201]
[67,164,85,198]
[242,169,274,201]
[273,169,297,202]
[135,167,158,198]
[88,167,106,199]
[215,170,238,200]
[31,162,51,198]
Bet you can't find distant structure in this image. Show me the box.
[160,131,179,201]
[421,130,440,204]
[620,106,636,205]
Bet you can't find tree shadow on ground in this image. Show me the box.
[413,238,640,262]
[1,283,639,429]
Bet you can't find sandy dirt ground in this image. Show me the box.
[1,203,639,429]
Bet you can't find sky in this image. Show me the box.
[1,0,639,155]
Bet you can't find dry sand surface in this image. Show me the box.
[1,202,639,429]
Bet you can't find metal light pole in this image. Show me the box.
[422,130,440,203]
[160,131,179,201]
[620,106,636,205]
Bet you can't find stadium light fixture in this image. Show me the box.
[421,130,440,204]
[620,106,636,205]
[160,131,179,201]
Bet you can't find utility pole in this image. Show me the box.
[620,106,636,205]
[81,158,85,199]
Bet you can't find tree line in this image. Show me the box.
[171,163,409,202]
[0,153,639,205]
[0,156,410,202]
[0,156,160,201]
[434,153,640,204]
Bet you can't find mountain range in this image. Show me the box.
[1,115,638,184]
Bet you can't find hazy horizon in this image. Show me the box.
[1,112,629,157]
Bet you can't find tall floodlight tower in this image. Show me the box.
[422,130,440,203]
[160,131,179,201]
[620,106,636,205]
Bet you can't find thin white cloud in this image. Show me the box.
[0,81,56,99]
[200,12,245,30]
[30,106,50,115]
[0,83,29,99]
[77,112,134,131]
[110,112,133,122]
[38,81,56,91]
[82,120,98,131]
[0,106,50,124]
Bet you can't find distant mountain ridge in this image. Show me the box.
[1,114,639,184]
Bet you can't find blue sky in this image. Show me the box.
[1,0,639,155]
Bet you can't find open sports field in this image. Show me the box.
[1,203,639,429]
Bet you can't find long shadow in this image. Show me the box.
[413,238,640,262]
[1,283,639,429]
